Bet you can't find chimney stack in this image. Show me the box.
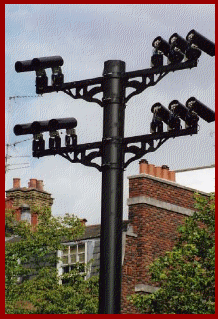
[13,178,20,189]
[139,160,176,182]
[36,180,44,191]
[161,165,170,180]
[139,159,149,174]
[29,179,37,189]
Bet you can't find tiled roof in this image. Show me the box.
[5,220,129,243]
[6,187,51,194]
[63,220,129,242]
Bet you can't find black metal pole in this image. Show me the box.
[99,60,126,314]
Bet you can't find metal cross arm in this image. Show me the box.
[32,125,198,171]
[35,59,198,107]
[124,59,197,102]
[38,76,104,106]
[33,140,102,171]
[125,58,197,79]
[123,125,198,169]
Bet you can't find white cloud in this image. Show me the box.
[176,168,215,193]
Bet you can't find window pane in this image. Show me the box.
[70,246,77,254]
[78,243,85,253]
[70,254,76,264]
[78,263,85,273]
[62,256,68,264]
[63,266,70,273]
[79,253,85,263]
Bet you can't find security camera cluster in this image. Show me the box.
[150,97,215,134]
[15,56,64,93]
[151,29,215,67]
[13,29,215,158]
[14,118,77,151]
[150,29,215,134]
[13,29,215,314]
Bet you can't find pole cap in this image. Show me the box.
[103,60,125,77]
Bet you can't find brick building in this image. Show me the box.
[5,161,211,313]
[121,159,211,313]
[5,178,53,226]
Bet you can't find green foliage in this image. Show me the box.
[5,207,99,314]
[27,267,99,314]
[131,193,215,314]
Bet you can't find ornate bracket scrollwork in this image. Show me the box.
[124,59,198,104]
[122,126,198,169]
[124,138,169,169]
[32,126,198,172]
[125,72,169,103]
[60,148,102,171]
[63,85,103,107]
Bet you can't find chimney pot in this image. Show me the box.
[148,164,155,176]
[139,159,148,164]
[169,170,176,182]
[162,165,170,180]
[162,165,169,170]
[155,166,162,178]
[139,159,149,174]
[36,180,44,191]
[13,178,20,189]
[29,179,37,188]
[139,161,175,181]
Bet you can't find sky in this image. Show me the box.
[5,4,215,225]
[176,167,215,193]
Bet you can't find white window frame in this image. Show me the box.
[57,241,88,283]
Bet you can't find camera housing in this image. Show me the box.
[186,97,215,123]
[169,33,201,61]
[14,117,77,136]
[151,102,181,130]
[169,100,199,127]
[31,56,64,71]
[150,49,164,68]
[15,60,35,73]
[15,56,64,72]
[186,29,215,57]
[152,36,184,64]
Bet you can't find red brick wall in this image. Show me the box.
[121,174,206,314]
[31,213,38,226]
[5,198,13,210]
[5,178,53,227]
[5,198,21,221]
[129,175,195,210]
[131,204,184,284]
[121,235,138,314]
